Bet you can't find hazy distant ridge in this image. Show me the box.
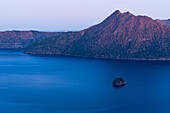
[0,31,67,48]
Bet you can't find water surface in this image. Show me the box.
[0,49,170,113]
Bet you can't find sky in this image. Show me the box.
[0,0,169,31]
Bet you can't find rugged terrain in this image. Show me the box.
[24,10,170,60]
[0,31,67,48]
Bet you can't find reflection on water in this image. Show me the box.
[0,49,170,113]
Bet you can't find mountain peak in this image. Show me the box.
[114,10,121,13]
[126,11,130,14]
[112,10,122,16]
[113,10,133,15]
[111,10,135,18]
[122,11,134,16]
[25,10,170,60]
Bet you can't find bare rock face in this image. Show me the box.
[0,31,67,48]
[24,10,170,60]
[113,78,126,87]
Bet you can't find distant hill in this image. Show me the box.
[24,10,170,60]
[0,31,67,48]
[156,19,170,27]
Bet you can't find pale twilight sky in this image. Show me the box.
[0,0,169,31]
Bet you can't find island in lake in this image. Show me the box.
[0,8,170,113]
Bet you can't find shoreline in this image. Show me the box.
[23,52,170,61]
[0,48,169,61]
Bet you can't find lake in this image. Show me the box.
[0,49,170,113]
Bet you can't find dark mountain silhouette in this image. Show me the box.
[24,10,170,60]
[0,31,67,48]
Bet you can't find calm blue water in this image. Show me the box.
[0,49,170,113]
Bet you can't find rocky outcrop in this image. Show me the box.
[0,31,67,48]
[24,10,170,60]
[113,78,126,87]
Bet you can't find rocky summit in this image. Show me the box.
[24,10,170,60]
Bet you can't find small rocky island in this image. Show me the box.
[113,78,126,87]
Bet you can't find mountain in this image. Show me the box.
[0,31,67,48]
[156,19,170,27]
[24,10,170,60]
